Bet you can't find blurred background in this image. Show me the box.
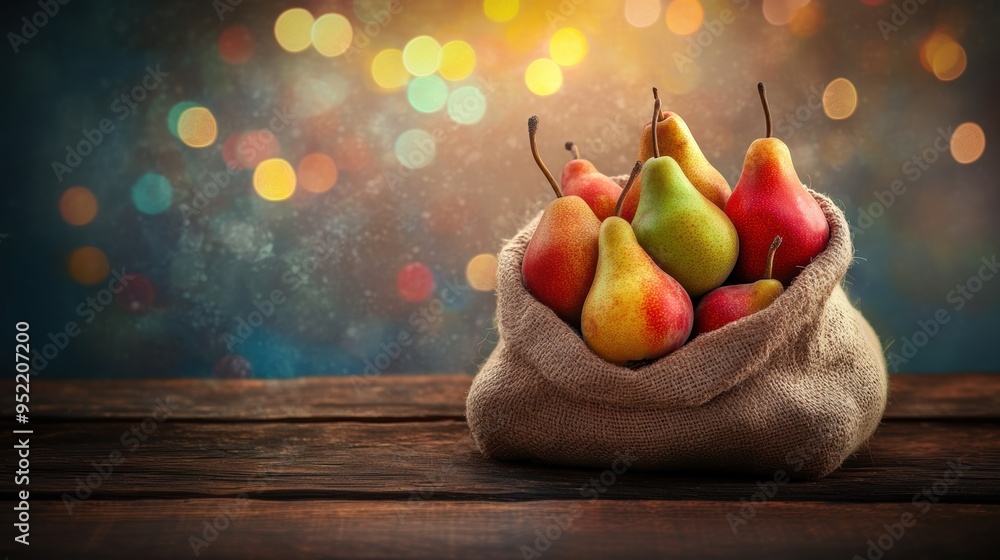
[0,0,996,378]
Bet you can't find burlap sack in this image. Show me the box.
[466,189,888,480]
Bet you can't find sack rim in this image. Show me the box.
[493,188,854,408]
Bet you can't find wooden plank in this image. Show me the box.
[888,374,1000,419]
[9,420,997,503]
[16,500,996,559]
[13,374,472,421]
[10,373,999,422]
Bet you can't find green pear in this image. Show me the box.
[631,92,739,297]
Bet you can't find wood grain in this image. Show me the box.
[18,500,996,560]
[10,374,999,422]
[8,420,997,503]
[12,374,472,421]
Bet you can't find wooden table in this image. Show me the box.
[3,374,998,559]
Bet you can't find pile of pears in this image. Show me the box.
[522,84,830,365]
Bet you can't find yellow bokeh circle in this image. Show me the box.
[822,78,858,120]
[275,8,315,53]
[525,58,562,96]
[177,107,218,148]
[438,41,477,81]
[549,28,587,67]
[371,49,410,89]
[312,13,353,57]
[402,35,441,77]
[483,0,518,23]
[253,158,297,201]
[466,253,499,291]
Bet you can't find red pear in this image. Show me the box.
[725,83,829,285]
[559,142,623,221]
[694,236,784,335]
[522,116,602,325]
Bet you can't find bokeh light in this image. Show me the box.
[218,24,253,64]
[762,0,810,26]
[371,49,410,89]
[919,31,953,72]
[447,86,487,125]
[311,13,353,57]
[666,0,704,36]
[932,41,967,81]
[166,101,198,138]
[407,75,449,113]
[297,153,338,193]
[177,106,218,148]
[132,173,173,215]
[236,130,282,169]
[466,254,498,291]
[275,8,315,53]
[950,123,986,164]
[402,35,441,76]
[822,78,858,120]
[395,129,436,169]
[253,158,297,201]
[397,262,435,302]
[525,58,562,96]
[625,0,661,27]
[483,0,518,23]
[549,28,587,67]
[68,246,110,285]
[115,273,155,314]
[59,186,98,226]
[438,41,476,81]
[789,1,824,37]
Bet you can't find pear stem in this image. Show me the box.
[764,235,782,280]
[757,82,772,139]
[615,161,643,218]
[651,87,661,159]
[528,116,562,198]
[565,141,580,160]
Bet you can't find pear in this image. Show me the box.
[522,116,602,325]
[631,92,739,298]
[726,83,830,285]
[621,88,731,221]
[694,236,785,336]
[559,142,623,221]
[582,165,693,365]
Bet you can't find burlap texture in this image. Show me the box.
[466,189,888,480]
